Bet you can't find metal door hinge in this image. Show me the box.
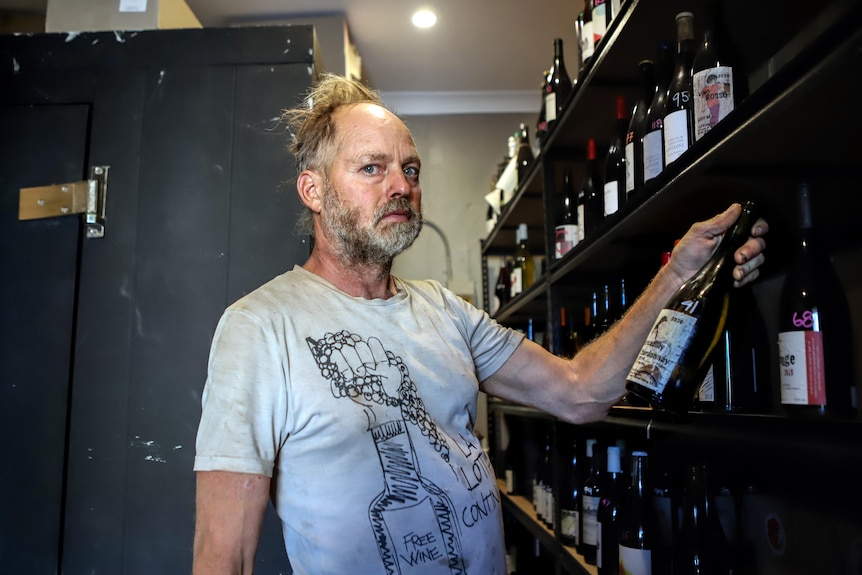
[19,166,109,238]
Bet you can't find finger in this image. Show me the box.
[733,252,765,283]
[701,203,742,238]
[735,236,767,264]
[734,267,760,288]
[752,217,769,237]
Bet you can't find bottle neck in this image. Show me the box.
[372,420,422,493]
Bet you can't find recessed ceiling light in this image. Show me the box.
[412,9,437,28]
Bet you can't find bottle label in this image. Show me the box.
[583,495,600,545]
[555,224,578,258]
[628,309,697,393]
[777,330,826,405]
[603,181,619,216]
[592,2,607,43]
[624,140,636,193]
[697,364,715,401]
[642,128,663,182]
[545,92,558,123]
[581,22,595,60]
[561,509,579,544]
[663,108,691,164]
[510,268,523,297]
[693,66,734,140]
[505,468,514,494]
[619,545,652,575]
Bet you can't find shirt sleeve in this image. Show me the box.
[194,307,289,476]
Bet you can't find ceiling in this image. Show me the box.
[2,0,586,114]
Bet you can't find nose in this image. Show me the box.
[387,170,411,199]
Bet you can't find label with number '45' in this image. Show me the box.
[777,330,826,405]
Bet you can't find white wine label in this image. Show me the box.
[628,309,697,393]
[619,545,652,575]
[555,224,578,258]
[778,330,826,405]
[592,2,607,42]
[643,129,663,182]
[582,495,600,545]
[561,509,579,543]
[505,469,514,494]
[624,140,636,193]
[693,66,734,140]
[603,181,619,216]
[663,109,691,164]
[581,22,595,60]
[545,92,558,123]
[697,364,715,401]
[510,268,523,297]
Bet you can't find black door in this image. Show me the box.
[0,104,90,573]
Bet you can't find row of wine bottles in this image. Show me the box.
[500,419,861,575]
[509,3,748,252]
[506,430,742,575]
[500,181,857,418]
[626,189,857,418]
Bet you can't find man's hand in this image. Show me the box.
[667,203,769,288]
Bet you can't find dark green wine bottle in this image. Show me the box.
[625,201,758,414]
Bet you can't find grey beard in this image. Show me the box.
[323,190,423,267]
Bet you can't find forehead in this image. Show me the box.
[332,103,418,159]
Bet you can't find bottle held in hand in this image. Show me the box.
[626,201,759,414]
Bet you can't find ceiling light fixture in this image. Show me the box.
[412,9,437,28]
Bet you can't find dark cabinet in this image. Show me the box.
[1,26,315,574]
[483,0,862,573]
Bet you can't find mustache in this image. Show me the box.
[373,198,422,226]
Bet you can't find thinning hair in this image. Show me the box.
[283,73,387,176]
[282,74,388,238]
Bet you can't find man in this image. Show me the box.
[193,74,768,574]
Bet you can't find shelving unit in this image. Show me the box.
[483,0,862,572]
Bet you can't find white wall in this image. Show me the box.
[390,112,536,447]
[391,112,534,309]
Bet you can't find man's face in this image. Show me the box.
[318,103,423,266]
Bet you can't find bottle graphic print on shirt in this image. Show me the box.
[369,420,467,575]
[306,331,477,574]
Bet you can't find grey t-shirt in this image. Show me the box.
[195,265,523,574]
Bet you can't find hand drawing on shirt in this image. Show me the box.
[306,331,468,574]
[306,330,449,462]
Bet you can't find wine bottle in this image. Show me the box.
[582,137,604,238]
[495,260,511,310]
[545,38,573,133]
[541,433,555,530]
[625,201,759,414]
[778,183,856,417]
[510,223,535,298]
[597,445,624,575]
[625,60,657,200]
[673,463,732,575]
[515,123,534,188]
[619,451,658,575]
[595,283,613,336]
[695,284,772,413]
[578,438,598,557]
[575,12,584,76]
[663,12,696,167]
[582,439,604,565]
[536,70,550,147]
[555,168,579,259]
[559,435,581,547]
[581,3,595,66]
[642,41,674,187]
[692,0,746,141]
[592,0,608,48]
[603,95,628,218]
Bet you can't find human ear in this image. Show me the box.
[297,170,322,213]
